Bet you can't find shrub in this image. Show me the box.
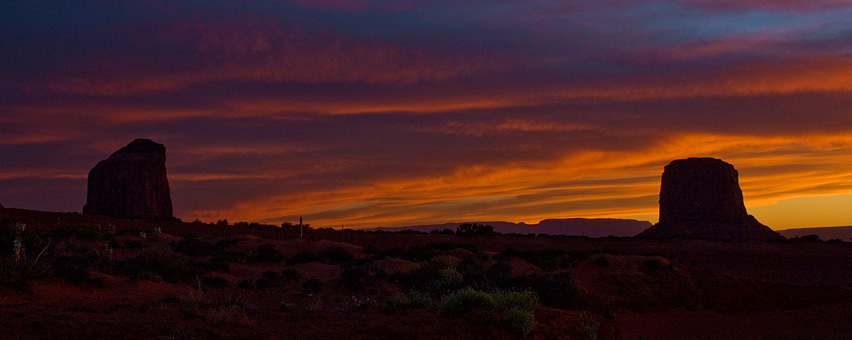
[247,244,284,263]
[196,257,230,273]
[0,220,52,289]
[441,287,495,315]
[319,246,354,264]
[383,290,432,312]
[441,287,538,335]
[428,266,465,292]
[594,255,610,267]
[340,265,367,291]
[503,307,535,336]
[116,249,200,283]
[201,276,231,288]
[173,236,216,256]
[502,273,596,311]
[278,301,295,312]
[281,269,302,280]
[640,258,670,273]
[577,312,599,340]
[492,289,539,313]
[286,251,319,265]
[237,279,255,289]
[51,224,112,241]
[256,270,285,289]
[301,279,323,295]
[52,255,97,285]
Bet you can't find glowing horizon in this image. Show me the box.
[2,1,852,230]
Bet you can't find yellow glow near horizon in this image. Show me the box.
[179,132,852,230]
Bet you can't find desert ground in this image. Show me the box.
[1,207,851,340]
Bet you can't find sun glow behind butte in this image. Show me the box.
[1,1,852,229]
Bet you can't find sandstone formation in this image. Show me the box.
[636,157,783,240]
[83,139,174,220]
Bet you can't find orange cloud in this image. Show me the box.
[180,131,852,229]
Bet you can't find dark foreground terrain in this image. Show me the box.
[1,207,851,340]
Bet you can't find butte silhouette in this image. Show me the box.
[636,157,783,240]
[83,139,174,220]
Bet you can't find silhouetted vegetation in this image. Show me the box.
[201,276,231,289]
[456,223,494,236]
[51,224,113,241]
[790,234,821,242]
[319,246,354,264]
[286,251,320,265]
[116,249,201,283]
[172,235,216,256]
[247,244,284,263]
[301,279,323,295]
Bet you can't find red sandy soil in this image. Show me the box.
[1,207,852,339]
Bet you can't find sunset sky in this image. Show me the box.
[2,1,852,229]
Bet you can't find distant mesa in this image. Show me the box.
[636,157,783,240]
[371,218,651,237]
[83,139,174,220]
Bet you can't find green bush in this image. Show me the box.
[492,289,539,312]
[441,287,496,315]
[441,287,538,335]
[502,272,598,311]
[383,290,432,312]
[503,307,535,336]
[428,266,465,292]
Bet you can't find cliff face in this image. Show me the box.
[637,158,783,240]
[83,139,173,220]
